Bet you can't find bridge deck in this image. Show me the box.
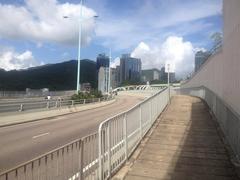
[124,95,239,180]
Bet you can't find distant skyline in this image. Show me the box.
[0,0,222,78]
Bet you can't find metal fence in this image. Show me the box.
[98,88,169,179]
[174,86,240,162]
[0,97,112,114]
[0,132,98,180]
[0,88,169,180]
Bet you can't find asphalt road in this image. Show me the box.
[0,94,145,173]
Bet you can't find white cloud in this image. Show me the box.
[0,0,97,46]
[111,57,120,68]
[62,52,70,58]
[0,49,39,71]
[131,36,195,79]
[95,0,222,50]
[194,47,207,53]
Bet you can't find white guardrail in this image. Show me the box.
[98,88,169,179]
[0,97,113,114]
[0,88,169,180]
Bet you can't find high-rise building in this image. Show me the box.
[160,67,175,83]
[116,65,121,86]
[160,67,167,83]
[96,53,109,71]
[120,54,141,84]
[195,51,210,72]
[142,69,160,82]
[96,53,110,94]
[98,67,109,94]
[110,68,117,89]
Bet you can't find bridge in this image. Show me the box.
[112,83,180,91]
[0,0,240,180]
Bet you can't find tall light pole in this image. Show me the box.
[167,63,170,102]
[76,0,83,93]
[108,48,111,94]
[63,1,98,94]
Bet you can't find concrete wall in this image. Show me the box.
[182,0,240,115]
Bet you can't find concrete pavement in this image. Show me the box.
[117,95,239,180]
[0,94,145,173]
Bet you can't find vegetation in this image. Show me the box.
[0,60,97,91]
[121,80,142,86]
[71,90,103,100]
[150,79,180,84]
[210,32,223,51]
[210,32,223,45]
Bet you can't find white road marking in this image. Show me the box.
[32,132,50,139]
[51,117,65,121]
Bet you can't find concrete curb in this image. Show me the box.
[0,99,116,128]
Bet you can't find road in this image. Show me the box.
[0,94,145,173]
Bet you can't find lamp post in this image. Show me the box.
[108,48,111,94]
[76,0,83,93]
[64,1,98,94]
[167,63,170,102]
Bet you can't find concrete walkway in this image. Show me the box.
[124,95,239,180]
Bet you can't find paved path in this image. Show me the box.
[124,95,239,180]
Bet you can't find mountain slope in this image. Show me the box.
[0,59,97,91]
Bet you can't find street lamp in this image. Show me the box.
[64,0,98,93]
[167,63,170,102]
[108,48,111,94]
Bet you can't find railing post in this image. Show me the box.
[83,99,86,104]
[79,140,83,180]
[46,101,49,109]
[150,98,152,124]
[19,104,24,111]
[107,124,111,178]
[123,113,128,160]
[71,100,74,107]
[98,127,103,180]
[139,104,142,139]
[99,98,101,102]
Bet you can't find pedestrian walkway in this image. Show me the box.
[124,95,239,180]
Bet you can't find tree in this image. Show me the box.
[210,32,223,51]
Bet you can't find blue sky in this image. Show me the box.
[0,0,222,76]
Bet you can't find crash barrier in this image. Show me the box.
[0,97,113,114]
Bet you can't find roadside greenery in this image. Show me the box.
[71,90,103,100]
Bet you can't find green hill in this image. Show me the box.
[0,59,97,91]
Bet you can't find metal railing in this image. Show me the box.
[0,88,169,180]
[98,88,169,179]
[0,132,98,180]
[174,86,240,162]
[0,97,113,114]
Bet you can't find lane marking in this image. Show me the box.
[32,132,50,139]
[50,116,65,122]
